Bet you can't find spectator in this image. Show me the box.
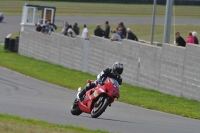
[82,24,88,38]
[119,22,127,38]
[41,25,47,34]
[126,28,138,41]
[35,23,42,32]
[104,21,110,38]
[116,23,121,31]
[110,29,122,42]
[45,20,57,35]
[192,31,199,45]
[67,25,76,38]
[0,12,4,22]
[73,23,80,35]
[175,32,186,47]
[94,25,105,37]
[61,22,69,35]
[118,28,125,39]
[186,31,195,44]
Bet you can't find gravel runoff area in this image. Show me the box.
[0,16,200,41]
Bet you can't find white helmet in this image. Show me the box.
[192,31,197,37]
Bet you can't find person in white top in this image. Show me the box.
[82,24,88,38]
[67,25,76,38]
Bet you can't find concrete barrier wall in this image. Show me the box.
[19,31,85,71]
[19,31,200,101]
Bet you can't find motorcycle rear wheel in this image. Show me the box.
[70,100,82,116]
[91,96,109,118]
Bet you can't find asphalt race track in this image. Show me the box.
[0,16,200,41]
[0,66,200,133]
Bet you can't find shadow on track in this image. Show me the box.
[80,115,146,125]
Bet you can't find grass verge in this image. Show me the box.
[0,114,109,133]
[9,24,200,44]
[0,45,200,120]
[0,0,200,18]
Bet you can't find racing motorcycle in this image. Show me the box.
[70,77,120,118]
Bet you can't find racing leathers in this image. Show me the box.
[78,68,122,99]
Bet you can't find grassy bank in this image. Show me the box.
[0,0,200,18]
[0,114,109,133]
[10,24,200,44]
[0,45,200,120]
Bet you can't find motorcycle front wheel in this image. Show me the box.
[70,99,82,116]
[91,96,109,118]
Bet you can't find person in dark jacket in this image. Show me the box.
[104,21,110,38]
[73,23,80,35]
[126,28,138,41]
[175,32,186,47]
[35,23,42,32]
[192,31,199,45]
[94,25,105,37]
[77,62,123,100]
[119,22,126,38]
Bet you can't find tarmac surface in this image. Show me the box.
[0,16,200,41]
[0,66,200,133]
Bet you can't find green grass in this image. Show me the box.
[0,0,200,18]
[10,24,200,44]
[0,45,200,120]
[0,114,109,133]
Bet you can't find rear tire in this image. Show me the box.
[91,97,109,118]
[70,100,82,116]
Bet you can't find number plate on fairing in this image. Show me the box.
[93,91,99,97]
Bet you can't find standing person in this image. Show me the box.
[104,21,110,38]
[94,25,105,37]
[175,32,186,47]
[82,24,88,38]
[73,23,80,35]
[192,31,199,45]
[67,25,76,38]
[119,22,127,38]
[126,28,138,41]
[110,29,122,42]
[118,28,125,39]
[61,22,69,35]
[45,20,56,35]
[35,23,42,32]
[186,31,195,44]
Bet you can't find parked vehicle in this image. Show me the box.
[0,12,4,22]
[71,78,120,118]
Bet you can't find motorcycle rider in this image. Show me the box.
[77,62,123,100]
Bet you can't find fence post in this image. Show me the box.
[82,38,89,72]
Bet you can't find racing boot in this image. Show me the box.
[77,88,86,100]
[76,87,82,100]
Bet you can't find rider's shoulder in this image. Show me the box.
[103,68,111,73]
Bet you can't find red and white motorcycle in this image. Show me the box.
[70,78,120,118]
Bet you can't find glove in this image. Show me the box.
[96,79,103,85]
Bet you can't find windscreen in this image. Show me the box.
[109,78,120,89]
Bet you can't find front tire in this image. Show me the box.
[70,100,82,116]
[91,96,109,118]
